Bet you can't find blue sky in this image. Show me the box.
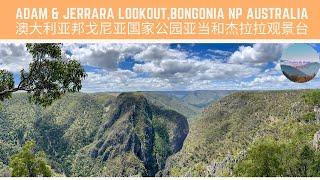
[0,43,319,92]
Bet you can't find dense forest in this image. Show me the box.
[0,89,320,177]
[0,92,190,176]
[163,90,320,177]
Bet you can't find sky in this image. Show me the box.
[0,43,319,92]
[281,44,319,62]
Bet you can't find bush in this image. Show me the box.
[302,90,320,106]
[9,141,52,177]
[234,137,320,177]
[302,112,316,123]
[234,137,285,177]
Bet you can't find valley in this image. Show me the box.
[0,89,320,177]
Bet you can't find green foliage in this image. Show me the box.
[302,89,320,106]
[153,119,171,168]
[234,137,320,177]
[102,153,147,177]
[9,140,52,177]
[302,112,316,123]
[3,89,320,177]
[234,137,285,176]
[300,90,320,123]
[26,43,62,60]
[0,70,14,101]
[22,59,86,107]
[0,141,19,165]
[72,93,188,177]
[0,43,86,106]
[0,93,112,176]
[164,91,319,177]
[144,91,234,120]
[294,145,315,176]
[34,93,106,175]
[71,152,103,176]
[144,92,200,119]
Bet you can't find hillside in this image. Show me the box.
[143,90,235,120]
[142,92,200,119]
[0,92,189,176]
[2,90,319,177]
[77,90,234,120]
[71,93,189,176]
[0,93,114,175]
[151,90,235,110]
[162,90,320,176]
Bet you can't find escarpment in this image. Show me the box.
[73,92,189,176]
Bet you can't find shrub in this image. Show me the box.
[9,141,52,177]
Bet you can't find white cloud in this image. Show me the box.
[133,59,205,77]
[228,43,289,66]
[133,58,261,81]
[82,70,174,92]
[133,44,187,62]
[63,43,148,70]
[0,43,31,73]
[70,43,259,90]
[245,75,287,87]
[63,43,290,90]
[130,44,293,90]
[132,44,292,85]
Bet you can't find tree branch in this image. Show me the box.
[0,86,32,97]
[0,73,32,97]
[0,68,33,97]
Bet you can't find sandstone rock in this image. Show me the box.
[313,130,320,150]
[314,106,320,122]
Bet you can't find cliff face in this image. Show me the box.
[72,93,189,176]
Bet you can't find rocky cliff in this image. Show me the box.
[71,92,189,176]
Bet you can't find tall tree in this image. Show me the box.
[0,43,86,106]
[9,141,52,177]
[234,138,285,176]
[299,145,314,176]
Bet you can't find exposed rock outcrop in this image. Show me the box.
[73,92,189,176]
[313,130,320,150]
[314,106,320,122]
